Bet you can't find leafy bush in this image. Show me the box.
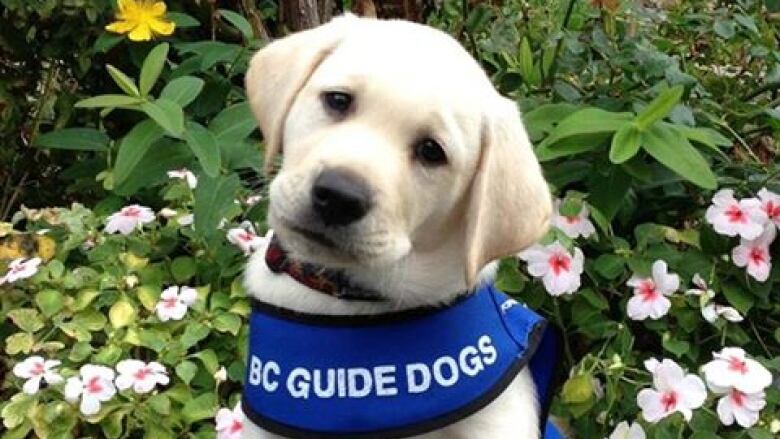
[2,1,780,439]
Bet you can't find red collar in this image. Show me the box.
[264,237,385,302]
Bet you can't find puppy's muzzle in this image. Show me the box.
[311,169,373,226]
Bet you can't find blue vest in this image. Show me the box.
[243,283,563,439]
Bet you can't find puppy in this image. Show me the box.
[242,15,552,439]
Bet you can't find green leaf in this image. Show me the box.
[1,393,36,429]
[109,299,136,329]
[168,12,200,28]
[34,128,109,151]
[562,374,594,404]
[35,289,64,317]
[113,119,166,186]
[219,9,254,40]
[141,99,185,137]
[721,283,755,314]
[136,285,160,311]
[662,333,690,357]
[634,85,684,131]
[5,333,34,355]
[194,173,241,239]
[518,37,538,86]
[593,254,624,280]
[171,256,197,283]
[192,349,220,375]
[140,43,170,96]
[522,103,579,141]
[160,76,204,107]
[8,309,45,333]
[180,322,210,349]
[175,360,198,385]
[641,124,717,189]
[669,124,732,151]
[182,394,217,424]
[212,313,242,335]
[536,108,632,160]
[107,64,140,97]
[75,94,144,108]
[209,102,257,143]
[184,121,220,177]
[113,139,193,196]
[609,123,641,163]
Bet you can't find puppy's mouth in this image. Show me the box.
[287,223,338,249]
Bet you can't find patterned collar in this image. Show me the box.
[264,236,386,302]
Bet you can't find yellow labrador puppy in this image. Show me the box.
[242,14,552,439]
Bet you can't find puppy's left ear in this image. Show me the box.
[464,97,552,286]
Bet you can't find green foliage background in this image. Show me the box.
[1,0,780,438]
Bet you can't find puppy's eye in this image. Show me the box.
[322,91,353,114]
[414,138,447,166]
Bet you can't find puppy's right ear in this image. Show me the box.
[245,15,357,174]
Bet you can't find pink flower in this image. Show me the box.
[626,260,679,320]
[155,286,198,321]
[105,205,155,235]
[227,223,266,255]
[115,360,169,394]
[701,347,773,394]
[714,387,766,428]
[758,187,780,228]
[64,364,117,416]
[705,189,766,240]
[636,358,706,423]
[215,402,244,439]
[167,168,198,189]
[606,421,646,439]
[0,257,41,285]
[731,225,775,282]
[551,199,596,239]
[518,242,584,296]
[12,356,63,395]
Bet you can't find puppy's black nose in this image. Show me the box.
[311,169,372,226]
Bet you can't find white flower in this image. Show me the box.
[167,168,198,188]
[714,387,766,428]
[0,257,42,285]
[685,274,743,323]
[701,304,743,323]
[636,358,706,423]
[64,364,117,416]
[606,421,646,439]
[12,356,63,395]
[155,286,198,321]
[115,360,169,394]
[215,402,244,439]
[227,223,266,256]
[178,213,194,226]
[214,366,228,383]
[551,199,596,239]
[245,194,263,207]
[626,260,679,320]
[105,205,155,235]
[732,225,775,282]
[159,207,178,218]
[705,189,767,240]
[518,241,584,296]
[701,347,773,394]
[758,187,780,228]
[684,273,715,301]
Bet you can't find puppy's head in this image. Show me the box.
[246,15,551,289]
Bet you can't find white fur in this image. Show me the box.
[241,14,551,439]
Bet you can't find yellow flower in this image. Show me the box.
[105,0,175,42]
